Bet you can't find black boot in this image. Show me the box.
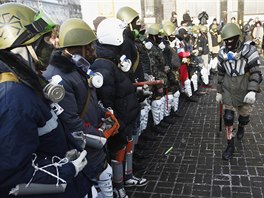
[222,138,235,160]
[236,125,244,140]
[163,116,175,124]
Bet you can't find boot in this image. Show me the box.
[236,125,244,140]
[163,116,175,124]
[222,138,235,160]
[170,111,183,117]
[159,121,170,128]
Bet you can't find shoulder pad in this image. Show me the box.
[218,46,227,61]
[241,41,256,57]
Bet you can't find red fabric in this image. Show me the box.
[180,64,189,85]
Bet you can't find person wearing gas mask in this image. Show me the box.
[160,22,182,117]
[216,23,262,160]
[0,3,90,198]
[116,6,155,174]
[43,18,120,198]
[145,23,173,135]
[208,24,222,74]
[91,18,148,198]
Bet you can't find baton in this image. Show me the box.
[219,102,223,132]
[133,80,163,87]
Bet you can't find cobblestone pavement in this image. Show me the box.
[126,67,264,198]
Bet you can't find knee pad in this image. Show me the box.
[223,109,234,126]
[238,115,250,126]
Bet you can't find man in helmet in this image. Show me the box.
[216,23,262,160]
[43,18,120,198]
[208,24,222,74]
[91,18,148,198]
[0,3,90,197]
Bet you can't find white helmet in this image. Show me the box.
[97,18,127,46]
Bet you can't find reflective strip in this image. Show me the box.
[38,110,58,136]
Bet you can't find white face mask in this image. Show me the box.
[119,55,132,72]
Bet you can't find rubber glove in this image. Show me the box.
[243,91,256,104]
[216,93,222,103]
[71,150,87,177]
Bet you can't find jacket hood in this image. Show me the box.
[95,42,120,64]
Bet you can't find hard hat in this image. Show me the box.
[59,18,96,48]
[96,18,126,46]
[0,3,55,50]
[116,6,139,24]
[162,21,175,36]
[221,23,241,40]
[147,23,161,35]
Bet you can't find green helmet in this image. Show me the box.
[0,3,55,50]
[147,23,161,35]
[116,6,139,24]
[162,21,175,36]
[59,18,97,48]
[221,23,241,40]
[211,24,218,32]
[192,25,200,34]
[199,25,208,33]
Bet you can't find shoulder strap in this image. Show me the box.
[80,81,91,119]
[0,72,19,83]
[132,51,140,73]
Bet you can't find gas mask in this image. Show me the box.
[119,55,132,72]
[43,75,65,103]
[143,41,153,50]
[158,42,166,50]
[71,54,104,88]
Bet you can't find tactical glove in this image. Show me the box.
[216,93,222,103]
[71,150,87,177]
[243,91,256,104]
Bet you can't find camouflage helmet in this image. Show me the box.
[59,18,97,48]
[221,23,241,40]
[147,23,161,35]
[0,3,55,50]
[162,21,175,36]
[192,25,200,34]
[199,25,208,33]
[116,6,139,24]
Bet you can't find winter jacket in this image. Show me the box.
[0,57,90,198]
[217,41,262,106]
[43,50,107,179]
[91,43,140,150]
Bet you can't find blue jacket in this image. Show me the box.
[0,58,90,198]
[43,50,107,180]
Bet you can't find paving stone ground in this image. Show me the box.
[126,67,264,198]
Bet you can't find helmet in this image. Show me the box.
[178,28,188,36]
[97,18,126,46]
[116,6,139,24]
[221,23,241,40]
[147,23,161,35]
[192,25,200,34]
[211,24,218,32]
[59,18,96,48]
[162,21,175,36]
[0,3,55,50]
[199,25,208,33]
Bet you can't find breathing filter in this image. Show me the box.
[119,55,132,72]
[43,75,65,103]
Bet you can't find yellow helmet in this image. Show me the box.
[147,23,161,35]
[116,6,139,24]
[0,3,55,50]
[59,18,97,48]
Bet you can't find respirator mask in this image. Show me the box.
[72,54,103,88]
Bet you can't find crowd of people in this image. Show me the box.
[0,2,262,198]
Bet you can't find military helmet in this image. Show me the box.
[116,6,139,24]
[147,23,161,35]
[59,18,97,48]
[221,23,241,40]
[199,25,208,33]
[192,25,200,34]
[211,24,218,32]
[162,21,175,36]
[0,3,55,50]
